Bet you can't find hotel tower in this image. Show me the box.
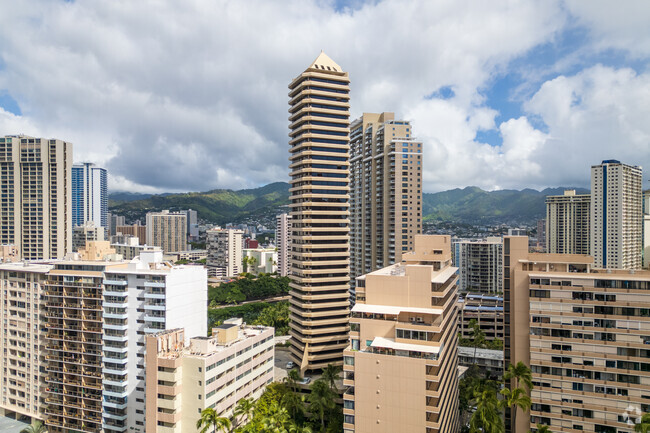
[287,52,351,372]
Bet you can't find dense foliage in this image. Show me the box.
[236,368,342,433]
[458,318,503,350]
[208,301,289,335]
[208,273,290,306]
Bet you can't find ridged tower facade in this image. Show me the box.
[288,52,351,372]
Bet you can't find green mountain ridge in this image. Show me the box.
[109,183,589,225]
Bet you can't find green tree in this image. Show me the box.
[534,424,552,433]
[284,368,301,393]
[20,421,47,433]
[504,361,533,391]
[469,388,503,433]
[320,364,341,392]
[281,387,306,421]
[307,379,336,430]
[636,413,650,433]
[500,386,531,431]
[232,397,256,431]
[196,407,232,433]
[469,318,487,359]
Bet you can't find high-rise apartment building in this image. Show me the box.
[179,209,199,238]
[116,223,146,243]
[349,112,422,280]
[545,190,591,255]
[0,263,53,421]
[206,228,243,278]
[71,162,108,230]
[343,235,459,433]
[590,160,643,269]
[145,320,274,432]
[644,190,650,269]
[458,293,504,342]
[536,219,546,252]
[275,213,292,277]
[0,135,72,260]
[453,237,503,294]
[146,210,188,253]
[504,235,650,433]
[288,52,351,372]
[72,221,105,252]
[107,213,126,236]
[0,248,207,432]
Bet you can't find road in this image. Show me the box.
[209,295,290,309]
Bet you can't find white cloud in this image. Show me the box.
[0,0,648,194]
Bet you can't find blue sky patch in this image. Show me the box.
[0,91,22,116]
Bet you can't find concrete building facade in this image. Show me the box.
[343,235,459,433]
[243,248,277,275]
[145,320,274,433]
[590,160,643,269]
[146,211,188,254]
[287,52,351,372]
[207,228,243,278]
[71,162,107,230]
[349,112,423,282]
[0,135,72,260]
[546,190,591,255]
[275,213,292,277]
[504,235,650,433]
[72,221,105,252]
[458,293,504,342]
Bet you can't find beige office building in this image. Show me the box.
[0,135,72,260]
[590,160,643,269]
[504,235,650,433]
[206,228,243,278]
[343,235,459,433]
[350,112,422,280]
[145,320,274,433]
[546,190,591,255]
[287,52,351,372]
[275,213,292,277]
[146,210,187,253]
[116,223,146,242]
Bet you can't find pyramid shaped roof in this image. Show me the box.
[308,51,342,72]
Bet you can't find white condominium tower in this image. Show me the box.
[545,190,591,255]
[349,112,422,281]
[0,135,72,260]
[287,52,351,372]
[206,228,243,278]
[275,213,292,277]
[590,160,642,269]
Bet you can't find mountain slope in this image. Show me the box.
[109,182,290,224]
[109,183,588,225]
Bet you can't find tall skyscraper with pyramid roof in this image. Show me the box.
[287,52,351,372]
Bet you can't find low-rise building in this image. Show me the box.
[457,347,503,376]
[243,248,277,275]
[458,294,504,342]
[145,319,274,433]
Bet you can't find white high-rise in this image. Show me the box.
[207,228,243,278]
[275,213,292,277]
[590,160,643,269]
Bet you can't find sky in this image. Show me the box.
[0,0,649,194]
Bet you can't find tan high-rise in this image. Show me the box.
[276,213,292,277]
[206,228,243,278]
[504,235,650,433]
[0,135,72,260]
[545,190,590,255]
[343,235,459,433]
[146,210,187,253]
[350,112,422,280]
[287,52,351,372]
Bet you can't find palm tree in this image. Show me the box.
[636,413,650,433]
[281,387,306,420]
[500,386,531,431]
[321,364,341,392]
[196,407,232,433]
[285,368,301,393]
[232,397,256,431]
[504,361,533,391]
[20,421,47,433]
[535,424,552,433]
[468,318,487,360]
[470,388,503,433]
[308,379,336,430]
